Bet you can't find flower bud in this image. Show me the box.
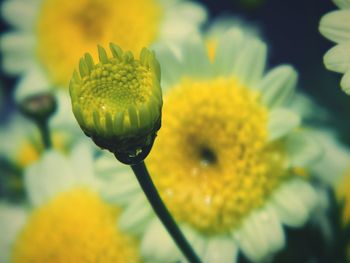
[69,43,162,164]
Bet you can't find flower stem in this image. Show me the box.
[37,120,52,149]
[130,161,201,263]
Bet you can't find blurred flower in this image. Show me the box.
[0,94,82,170]
[70,44,162,164]
[319,0,350,94]
[0,93,85,200]
[97,29,322,262]
[0,141,142,263]
[1,0,206,92]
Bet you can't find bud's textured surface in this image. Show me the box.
[69,44,162,164]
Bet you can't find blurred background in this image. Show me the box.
[1,0,349,140]
[0,1,349,262]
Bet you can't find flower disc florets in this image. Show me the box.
[69,43,162,164]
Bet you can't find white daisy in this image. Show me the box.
[1,0,207,95]
[96,28,322,262]
[319,0,350,94]
[0,140,143,263]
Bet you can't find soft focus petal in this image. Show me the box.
[231,37,267,87]
[0,203,27,263]
[268,108,301,141]
[203,236,238,263]
[213,28,245,76]
[270,179,317,227]
[340,69,350,94]
[286,131,323,167]
[1,0,40,30]
[333,0,350,9]
[324,42,350,73]
[319,10,350,43]
[141,219,181,263]
[260,65,297,108]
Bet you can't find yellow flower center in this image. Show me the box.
[35,0,162,87]
[12,188,141,263]
[147,78,289,234]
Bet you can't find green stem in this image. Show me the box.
[37,120,52,149]
[131,161,201,263]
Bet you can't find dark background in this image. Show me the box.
[1,0,349,137]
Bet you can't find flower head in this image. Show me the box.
[319,0,350,93]
[0,142,142,263]
[1,0,206,91]
[70,44,162,164]
[99,29,322,263]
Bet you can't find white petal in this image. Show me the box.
[268,108,300,141]
[203,236,238,263]
[270,180,315,227]
[254,207,286,254]
[308,129,350,185]
[159,1,207,42]
[24,150,75,206]
[14,66,51,103]
[180,35,212,78]
[233,215,267,262]
[333,0,350,9]
[288,179,318,210]
[232,37,267,87]
[153,43,183,90]
[0,203,28,263]
[319,10,350,43]
[69,140,96,186]
[340,69,350,94]
[213,28,245,76]
[118,193,152,235]
[260,65,298,108]
[286,131,323,167]
[324,42,350,73]
[180,225,207,260]
[141,219,181,262]
[0,32,36,74]
[50,90,79,129]
[2,0,39,29]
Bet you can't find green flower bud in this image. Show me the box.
[18,92,57,123]
[69,43,162,164]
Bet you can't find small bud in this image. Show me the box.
[69,44,162,164]
[18,92,57,123]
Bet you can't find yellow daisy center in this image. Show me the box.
[35,0,162,87]
[147,78,289,234]
[12,188,141,263]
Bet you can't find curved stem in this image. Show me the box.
[131,161,201,263]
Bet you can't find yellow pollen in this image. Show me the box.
[12,188,141,263]
[147,78,289,234]
[36,0,162,87]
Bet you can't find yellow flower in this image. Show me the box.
[98,29,321,263]
[0,144,142,263]
[1,0,206,89]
